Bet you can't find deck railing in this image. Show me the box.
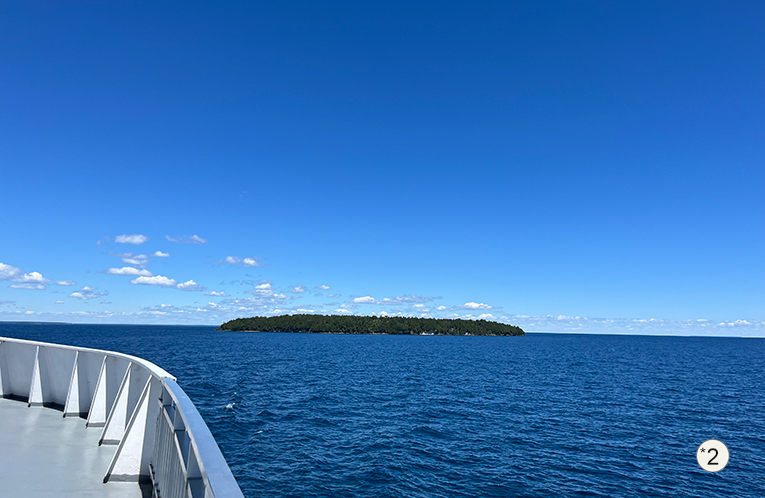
[0,336,244,498]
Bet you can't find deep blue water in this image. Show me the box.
[1,323,763,497]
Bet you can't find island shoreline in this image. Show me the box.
[217,314,525,337]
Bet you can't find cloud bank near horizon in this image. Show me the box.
[1,305,762,337]
[2,230,762,338]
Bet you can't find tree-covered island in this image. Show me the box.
[218,314,524,336]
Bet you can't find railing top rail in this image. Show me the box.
[163,378,245,498]
[0,335,175,380]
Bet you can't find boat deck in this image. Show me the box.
[0,398,151,498]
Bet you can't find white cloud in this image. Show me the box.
[386,295,433,304]
[54,280,76,286]
[477,313,496,320]
[436,306,447,311]
[352,296,376,304]
[244,282,285,298]
[177,280,207,292]
[9,283,45,290]
[224,256,264,268]
[111,251,168,267]
[55,300,64,304]
[288,285,307,293]
[213,281,292,311]
[115,234,149,245]
[718,319,752,327]
[69,287,108,300]
[488,314,765,336]
[15,271,49,284]
[460,302,493,310]
[107,267,153,276]
[0,263,22,280]
[130,275,177,287]
[166,235,208,245]
[0,264,49,286]
[205,291,228,297]
[112,252,150,267]
[327,293,341,298]
[295,308,315,313]
[316,285,331,290]
[350,295,434,305]
[0,303,245,326]
[124,257,148,267]
[100,300,112,305]
[219,293,289,311]
[3,305,763,335]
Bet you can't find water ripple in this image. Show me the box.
[2,324,763,497]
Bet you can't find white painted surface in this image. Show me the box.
[64,352,81,417]
[101,363,134,444]
[3,341,37,396]
[88,356,108,427]
[0,336,243,498]
[105,379,152,481]
[0,398,145,498]
[40,346,77,405]
[0,346,5,396]
[77,350,108,415]
[29,346,44,406]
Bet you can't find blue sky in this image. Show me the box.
[1,1,763,335]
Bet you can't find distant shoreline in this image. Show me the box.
[0,320,73,325]
[218,314,525,336]
[224,329,517,337]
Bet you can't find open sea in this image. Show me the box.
[1,323,763,497]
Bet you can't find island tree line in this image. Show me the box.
[218,314,524,336]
